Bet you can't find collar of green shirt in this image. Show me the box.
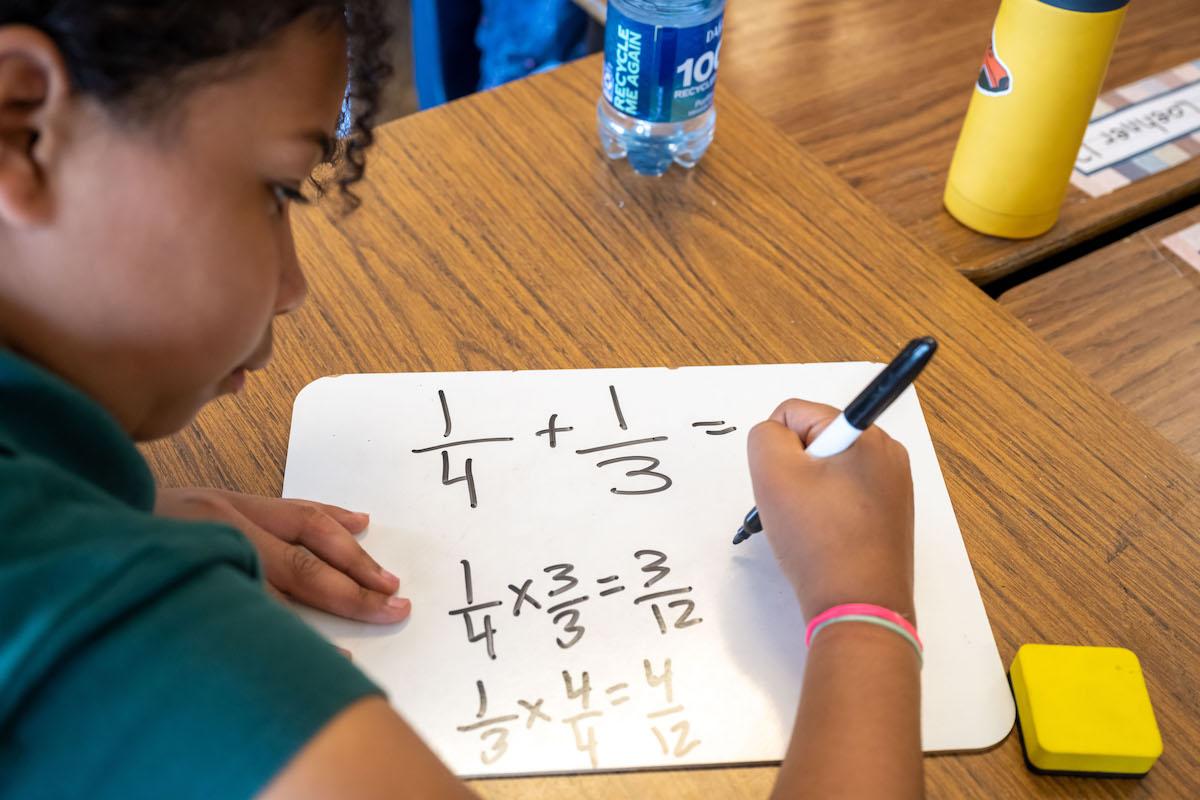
[0,349,155,510]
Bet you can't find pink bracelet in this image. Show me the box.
[805,603,923,665]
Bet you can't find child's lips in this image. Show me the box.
[221,367,247,394]
[221,350,270,395]
[241,345,273,374]
[237,351,272,376]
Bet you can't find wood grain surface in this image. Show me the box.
[1001,207,1200,460]
[582,0,1200,282]
[733,0,1200,283]
[143,59,1200,798]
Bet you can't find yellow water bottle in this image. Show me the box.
[944,0,1129,238]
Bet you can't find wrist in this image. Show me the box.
[807,619,922,667]
[801,592,916,626]
[805,602,923,666]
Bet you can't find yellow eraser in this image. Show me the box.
[1010,644,1162,776]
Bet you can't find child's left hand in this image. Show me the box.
[155,488,411,625]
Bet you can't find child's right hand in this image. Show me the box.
[747,399,916,623]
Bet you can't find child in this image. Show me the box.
[0,3,922,798]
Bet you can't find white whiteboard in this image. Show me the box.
[283,364,1014,777]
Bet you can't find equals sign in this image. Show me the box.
[597,575,625,597]
[692,421,736,435]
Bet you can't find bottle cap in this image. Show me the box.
[1038,0,1130,12]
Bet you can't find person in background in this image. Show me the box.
[476,0,593,89]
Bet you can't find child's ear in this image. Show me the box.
[0,26,70,227]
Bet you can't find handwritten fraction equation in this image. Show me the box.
[449,550,703,660]
[457,658,700,768]
[411,385,741,508]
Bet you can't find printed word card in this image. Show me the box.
[1073,59,1200,197]
[284,364,1014,777]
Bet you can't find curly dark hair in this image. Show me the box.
[0,1,392,208]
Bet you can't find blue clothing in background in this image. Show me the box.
[476,0,591,89]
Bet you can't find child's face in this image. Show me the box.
[0,18,349,439]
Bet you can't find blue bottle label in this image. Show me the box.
[602,7,724,123]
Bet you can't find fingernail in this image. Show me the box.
[354,512,370,524]
[379,567,400,584]
[386,596,411,611]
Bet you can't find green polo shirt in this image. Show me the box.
[0,350,381,798]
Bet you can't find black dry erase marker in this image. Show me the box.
[732,337,938,544]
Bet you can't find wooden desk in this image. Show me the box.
[577,0,1200,282]
[144,59,1200,797]
[1000,207,1200,461]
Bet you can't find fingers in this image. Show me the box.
[759,398,906,455]
[232,493,369,539]
[228,495,398,595]
[768,398,842,446]
[292,505,399,595]
[156,489,408,625]
[260,533,412,625]
[747,418,806,469]
[220,502,410,625]
[748,399,842,470]
[293,499,371,534]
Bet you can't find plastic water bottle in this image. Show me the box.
[598,0,725,176]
